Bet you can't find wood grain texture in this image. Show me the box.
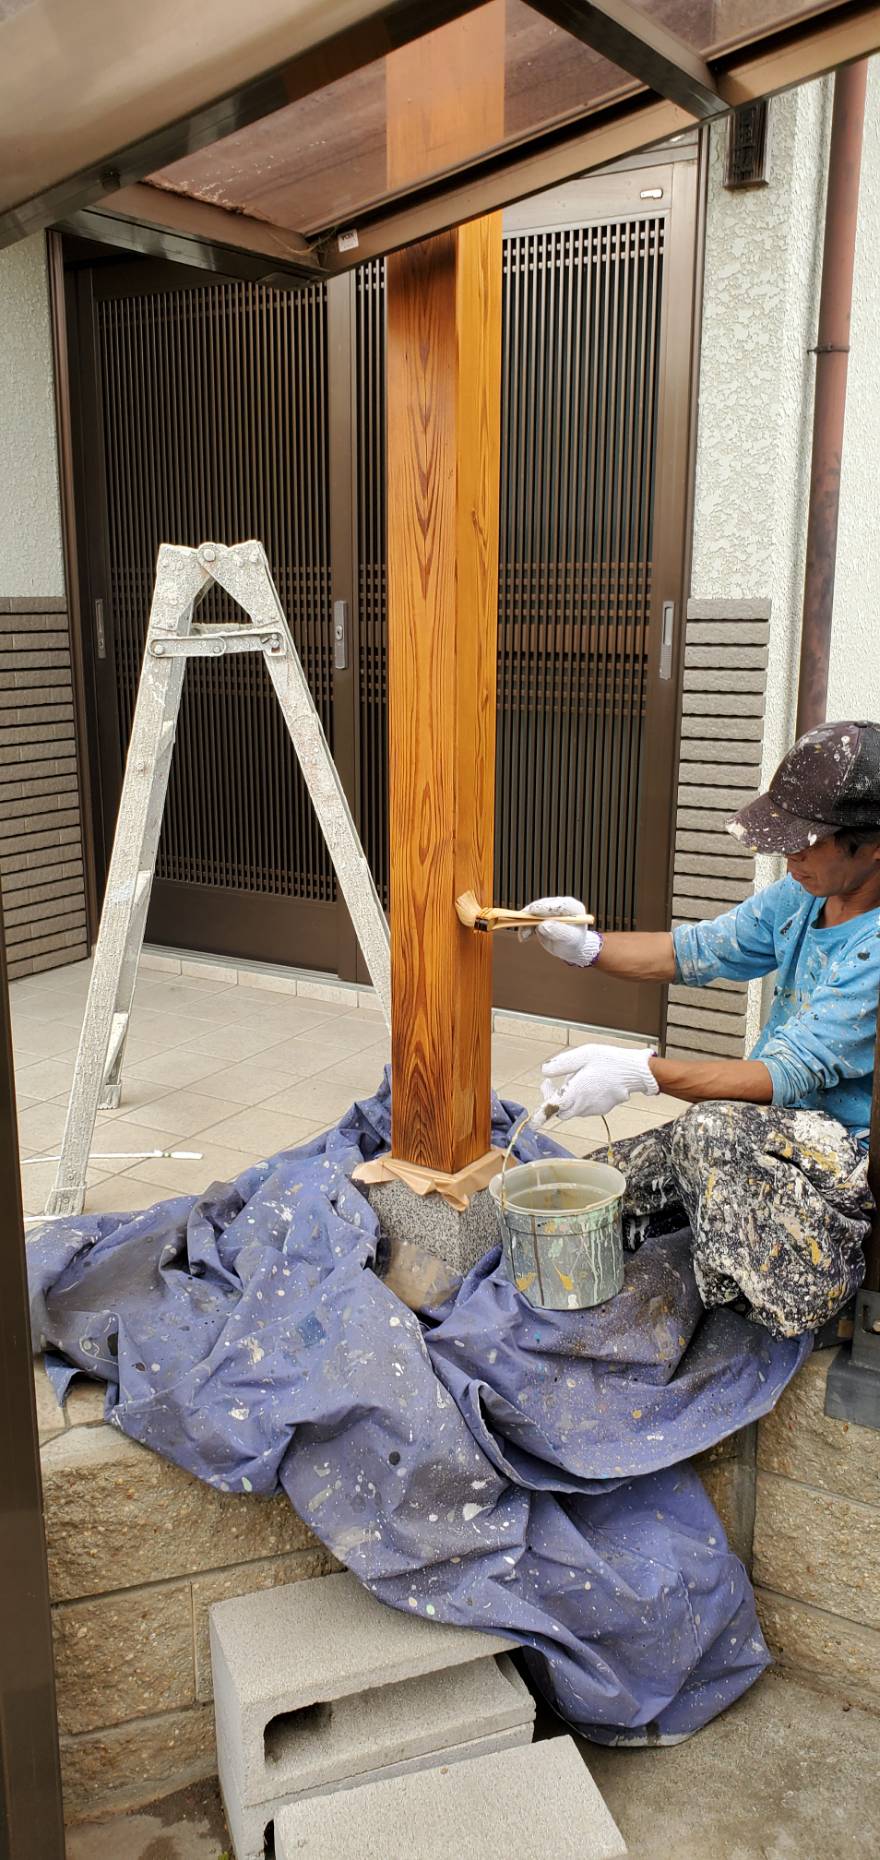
[386,9,503,1170]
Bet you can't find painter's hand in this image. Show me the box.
[541,1043,658,1121]
[519,896,602,967]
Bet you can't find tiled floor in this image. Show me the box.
[11,955,678,1221]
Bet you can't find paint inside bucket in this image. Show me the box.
[489,1157,626,1311]
[502,1179,609,1215]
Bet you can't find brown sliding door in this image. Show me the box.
[349,154,700,1034]
[66,144,698,1028]
[69,255,348,973]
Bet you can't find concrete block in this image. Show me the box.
[695,1455,756,1570]
[63,1378,107,1429]
[41,1426,321,1602]
[227,1721,532,1860]
[59,1703,216,1822]
[53,1580,194,1734]
[756,1588,880,1713]
[753,1471,880,1629]
[193,1549,339,1702]
[758,1353,880,1505]
[365,1178,500,1274]
[210,1570,515,1806]
[222,1658,534,1860]
[33,1360,66,1443]
[275,1735,626,1860]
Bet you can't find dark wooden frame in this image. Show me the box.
[0,882,66,1860]
[58,138,703,1026]
[492,149,703,1037]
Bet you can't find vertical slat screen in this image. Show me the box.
[667,598,771,1060]
[96,279,334,903]
[353,215,665,927]
[0,599,88,976]
[354,261,389,906]
[496,215,663,929]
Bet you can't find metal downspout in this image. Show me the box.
[805,60,880,1423]
[795,58,868,736]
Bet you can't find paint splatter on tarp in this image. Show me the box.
[27,1074,809,1744]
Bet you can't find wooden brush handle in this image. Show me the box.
[483,906,594,930]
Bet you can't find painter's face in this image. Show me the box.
[786,833,880,897]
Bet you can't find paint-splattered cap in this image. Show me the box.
[727,721,880,854]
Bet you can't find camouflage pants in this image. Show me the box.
[607,1101,872,1338]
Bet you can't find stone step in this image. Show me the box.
[274,1735,627,1860]
[211,1569,515,1807]
[223,1655,534,1860]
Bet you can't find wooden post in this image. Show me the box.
[385,8,504,1172]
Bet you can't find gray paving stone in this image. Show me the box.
[211,1569,515,1805]
[221,1658,533,1860]
[365,1178,500,1274]
[275,1735,627,1860]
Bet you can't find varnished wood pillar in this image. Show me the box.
[385,8,504,1171]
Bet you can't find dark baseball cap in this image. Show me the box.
[727,721,880,855]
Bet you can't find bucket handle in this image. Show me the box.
[499,1111,531,1216]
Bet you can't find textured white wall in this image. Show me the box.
[827,55,880,723]
[0,234,65,599]
[691,81,831,785]
[690,82,831,1040]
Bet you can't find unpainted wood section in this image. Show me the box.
[386,9,504,1171]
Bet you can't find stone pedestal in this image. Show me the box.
[365,1180,500,1276]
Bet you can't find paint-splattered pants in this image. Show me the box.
[606,1101,872,1338]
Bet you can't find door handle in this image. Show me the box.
[659,600,675,681]
[333,598,349,672]
[94,597,107,660]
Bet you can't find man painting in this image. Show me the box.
[523,722,880,1337]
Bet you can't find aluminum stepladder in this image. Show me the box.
[46,540,391,1217]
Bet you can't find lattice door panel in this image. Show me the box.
[95,278,335,906]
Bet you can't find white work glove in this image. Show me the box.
[518,896,603,968]
[540,1043,658,1122]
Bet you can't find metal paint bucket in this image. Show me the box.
[489,1156,626,1311]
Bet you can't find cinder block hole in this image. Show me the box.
[263,1819,275,1860]
[264,1699,333,1765]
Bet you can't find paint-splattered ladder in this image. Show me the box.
[46,541,390,1216]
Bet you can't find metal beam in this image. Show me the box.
[316,94,691,272]
[315,3,880,274]
[0,0,487,248]
[59,184,321,287]
[722,0,880,107]
[23,0,880,280]
[528,0,727,120]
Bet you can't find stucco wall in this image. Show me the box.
[0,233,64,600]
[689,80,832,1041]
[691,79,831,786]
[827,54,880,721]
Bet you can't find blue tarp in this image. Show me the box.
[27,1076,810,1743]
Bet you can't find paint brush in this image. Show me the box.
[455,891,594,934]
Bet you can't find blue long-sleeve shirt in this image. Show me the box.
[672,875,880,1144]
